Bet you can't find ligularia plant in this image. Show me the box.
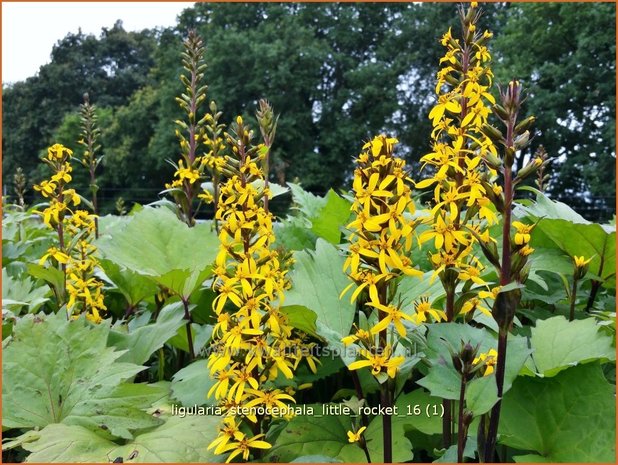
[415,2,500,448]
[341,135,422,463]
[34,143,105,323]
[207,113,318,463]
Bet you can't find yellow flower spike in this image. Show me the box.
[208,113,313,462]
[347,426,367,443]
[35,144,105,323]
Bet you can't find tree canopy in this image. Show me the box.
[2,2,614,220]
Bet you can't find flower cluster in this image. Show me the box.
[341,135,421,381]
[33,144,81,229]
[64,212,106,323]
[416,2,499,321]
[34,143,106,323]
[207,116,317,462]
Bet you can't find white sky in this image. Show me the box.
[2,2,194,84]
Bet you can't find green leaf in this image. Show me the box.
[96,207,219,297]
[275,218,318,251]
[112,411,223,462]
[394,389,443,436]
[288,182,326,219]
[97,258,158,307]
[291,455,342,463]
[433,442,477,463]
[26,263,65,295]
[280,305,319,339]
[266,404,412,463]
[499,363,616,462]
[418,324,531,416]
[286,239,355,342]
[310,189,351,244]
[108,303,187,365]
[20,424,117,462]
[22,414,224,462]
[395,271,445,308]
[528,316,615,377]
[517,192,589,224]
[521,203,616,288]
[166,321,212,355]
[2,312,160,439]
[170,359,216,407]
[2,268,50,314]
[513,454,551,463]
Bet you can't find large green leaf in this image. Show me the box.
[2,312,161,439]
[527,316,615,377]
[280,304,320,339]
[517,192,589,224]
[310,189,351,244]
[499,363,616,462]
[96,207,219,297]
[108,303,187,365]
[417,324,531,415]
[520,194,616,288]
[22,410,224,462]
[286,239,355,343]
[97,258,158,307]
[170,359,215,407]
[2,268,50,314]
[21,424,117,462]
[266,404,412,463]
[394,389,443,436]
[288,182,327,219]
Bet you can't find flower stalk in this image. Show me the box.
[77,93,102,238]
[166,30,210,227]
[419,2,498,448]
[207,112,318,463]
[34,143,106,322]
[342,135,422,462]
[479,79,543,462]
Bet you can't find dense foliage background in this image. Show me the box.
[3,2,615,220]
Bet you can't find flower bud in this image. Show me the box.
[492,104,510,121]
[514,130,531,150]
[481,124,505,145]
[515,116,536,134]
[515,158,540,182]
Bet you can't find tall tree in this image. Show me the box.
[493,2,616,220]
[2,21,156,201]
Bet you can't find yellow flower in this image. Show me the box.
[39,247,70,265]
[573,255,592,269]
[220,433,272,463]
[207,417,241,455]
[512,221,534,245]
[367,302,414,337]
[348,346,404,378]
[243,389,295,412]
[347,426,367,443]
[479,286,501,300]
[458,264,486,286]
[473,348,498,376]
[341,328,372,346]
[413,297,447,324]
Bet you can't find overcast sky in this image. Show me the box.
[2,2,194,84]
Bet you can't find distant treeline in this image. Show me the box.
[2,2,615,220]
